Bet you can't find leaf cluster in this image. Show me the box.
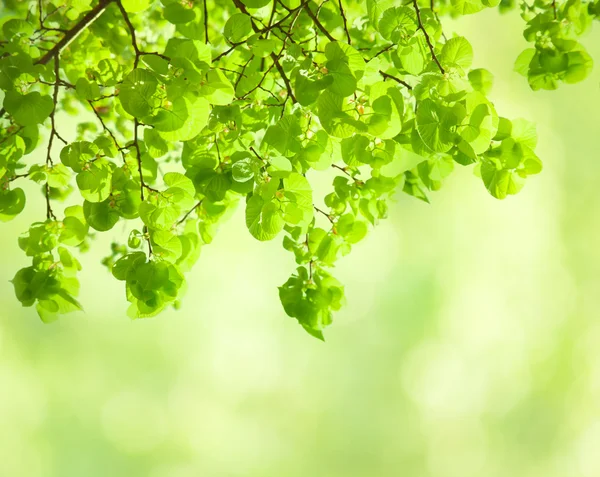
[0,0,586,338]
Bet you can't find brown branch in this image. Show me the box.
[412,0,445,74]
[212,0,308,63]
[314,206,334,223]
[45,56,62,220]
[372,44,394,58]
[338,0,351,44]
[231,0,299,104]
[379,70,412,90]
[37,0,115,66]
[143,225,153,257]
[116,0,141,67]
[332,163,355,178]
[0,0,115,120]
[87,100,123,151]
[271,55,297,103]
[304,3,336,42]
[177,200,203,225]
[204,0,210,43]
[133,119,146,201]
[249,146,265,163]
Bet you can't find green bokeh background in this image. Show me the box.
[1,9,600,477]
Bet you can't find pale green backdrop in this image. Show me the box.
[1,9,600,477]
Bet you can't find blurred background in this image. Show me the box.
[1,8,600,477]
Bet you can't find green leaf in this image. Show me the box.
[326,59,357,97]
[441,37,473,70]
[3,91,53,126]
[416,99,456,153]
[481,161,525,199]
[468,68,494,95]
[122,0,151,12]
[200,70,235,105]
[246,194,284,241]
[267,156,292,177]
[0,188,26,222]
[514,49,535,76]
[139,191,183,231]
[47,164,71,188]
[451,0,485,14]
[153,97,210,141]
[83,199,120,231]
[118,68,159,118]
[378,6,417,42]
[76,158,113,202]
[60,141,99,173]
[224,13,252,43]
[232,158,255,182]
[164,3,196,24]
[59,206,89,246]
[241,0,271,7]
[75,77,101,101]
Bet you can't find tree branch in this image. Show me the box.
[44,56,63,221]
[304,3,336,42]
[338,0,351,44]
[379,70,413,89]
[177,200,203,225]
[37,0,115,66]
[0,0,115,120]
[314,206,335,223]
[412,0,445,74]
[116,0,141,67]
[204,0,210,43]
[272,55,297,103]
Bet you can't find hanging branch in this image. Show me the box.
[177,200,204,225]
[272,56,297,103]
[412,0,445,74]
[314,206,335,223]
[36,0,115,66]
[116,0,141,67]
[87,100,123,152]
[304,3,336,42]
[379,70,413,89]
[204,0,210,43]
[0,0,115,120]
[44,56,66,221]
[232,0,300,104]
[338,0,351,44]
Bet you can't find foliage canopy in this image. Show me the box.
[0,0,597,338]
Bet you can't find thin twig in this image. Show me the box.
[116,0,141,67]
[177,200,203,225]
[272,55,297,103]
[304,3,336,42]
[314,206,334,223]
[87,100,123,151]
[338,0,351,44]
[379,70,412,89]
[0,0,115,119]
[204,0,210,43]
[412,0,445,74]
[45,56,62,220]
